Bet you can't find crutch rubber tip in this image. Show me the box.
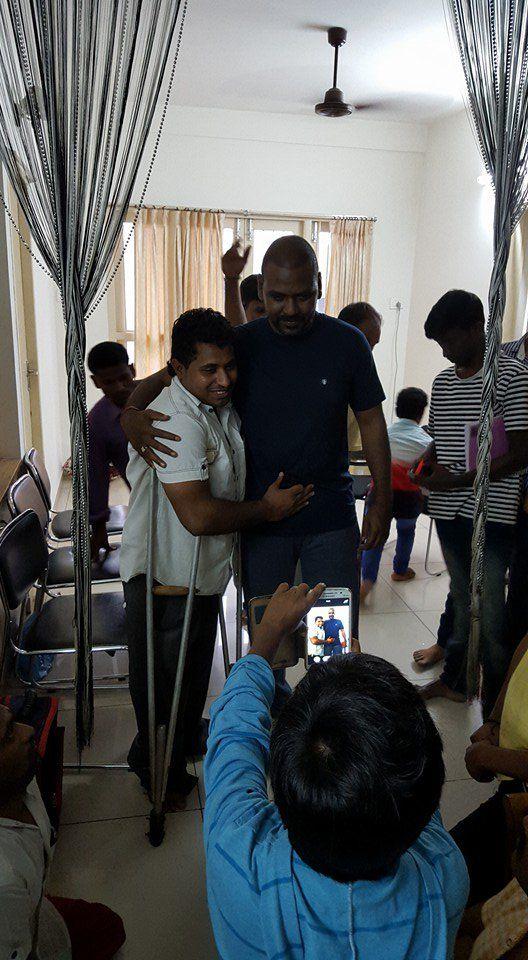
[148,810,165,847]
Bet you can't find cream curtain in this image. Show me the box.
[325,218,375,318]
[134,207,224,376]
[503,210,528,342]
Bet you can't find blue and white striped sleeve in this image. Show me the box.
[203,655,276,848]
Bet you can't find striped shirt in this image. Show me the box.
[502,336,528,364]
[428,355,528,525]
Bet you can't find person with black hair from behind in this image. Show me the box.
[87,341,135,562]
[204,582,469,960]
[361,387,430,600]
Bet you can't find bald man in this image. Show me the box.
[122,236,391,713]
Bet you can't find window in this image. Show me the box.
[222,215,332,312]
[119,212,333,341]
[108,218,136,364]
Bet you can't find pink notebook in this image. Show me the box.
[465,417,508,471]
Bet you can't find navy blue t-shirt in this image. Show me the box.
[233,313,385,535]
[323,618,344,641]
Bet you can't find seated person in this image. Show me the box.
[450,631,528,907]
[322,606,347,657]
[455,809,528,960]
[204,582,469,960]
[120,309,312,807]
[87,341,135,562]
[0,703,125,960]
[361,387,430,599]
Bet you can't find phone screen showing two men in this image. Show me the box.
[307,594,352,666]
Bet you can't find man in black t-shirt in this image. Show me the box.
[121,237,391,713]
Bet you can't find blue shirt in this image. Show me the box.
[233,314,385,535]
[324,617,344,641]
[204,656,469,960]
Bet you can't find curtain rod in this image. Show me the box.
[129,204,377,222]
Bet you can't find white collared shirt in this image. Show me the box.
[120,378,246,594]
[0,779,71,960]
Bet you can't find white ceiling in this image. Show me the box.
[172,0,465,123]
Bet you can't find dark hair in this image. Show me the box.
[270,654,444,882]
[424,290,485,341]
[240,274,261,308]
[396,387,428,421]
[87,341,129,374]
[171,308,235,368]
[338,302,382,327]
[262,235,318,276]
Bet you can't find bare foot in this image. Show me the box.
[417,678,465,703]
[391,568,416,582]
[413,643,446,668]
[360,580,375,602]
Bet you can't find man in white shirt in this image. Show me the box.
[361,388,430,598]
[415,291,528,716]
[0,703,124,960]
[120,308,313,807]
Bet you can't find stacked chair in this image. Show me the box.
[0,448,128,687]
[0,510,127,687]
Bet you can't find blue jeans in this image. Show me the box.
[435,517,515,716]
[241,524,361,714]
[361,518,417,583]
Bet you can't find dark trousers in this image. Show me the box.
[241,524,361,713]
[435,517,514,716]
[123,576,218,790]
[47,897,126,960]
[439,509,528,655]
[437,592,454,651]
[506,508,528,649]
[450,781,525,906]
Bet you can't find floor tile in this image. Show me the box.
[358,577,409,615]
[440,778,495,831]
[415,609,443,637]
[426,697,484,781]
[61,770,151,825]
[48,812,217,960]
[385,567,450,612]
[359,611,443,682]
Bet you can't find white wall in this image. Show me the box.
[31,262,70,495]
[133,105,429,414]
[404,110,494,395]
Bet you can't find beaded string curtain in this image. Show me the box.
[445,0,528,695]
[0,0,187,749]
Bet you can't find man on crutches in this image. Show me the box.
[120,309,313,812]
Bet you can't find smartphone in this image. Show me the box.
[306,588,353,666]
[247,596,307,670]
[247,586,354,671]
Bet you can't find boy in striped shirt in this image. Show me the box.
[416,290,528,717]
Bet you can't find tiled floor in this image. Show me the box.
[46,508,494,960]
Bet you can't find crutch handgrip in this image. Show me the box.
[152,585,189,596]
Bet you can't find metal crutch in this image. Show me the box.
[234,535,244,664]
[145,470,202,846]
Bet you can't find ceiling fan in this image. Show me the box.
[315,27,354,118]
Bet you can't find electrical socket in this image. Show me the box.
[389,297,403,310]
